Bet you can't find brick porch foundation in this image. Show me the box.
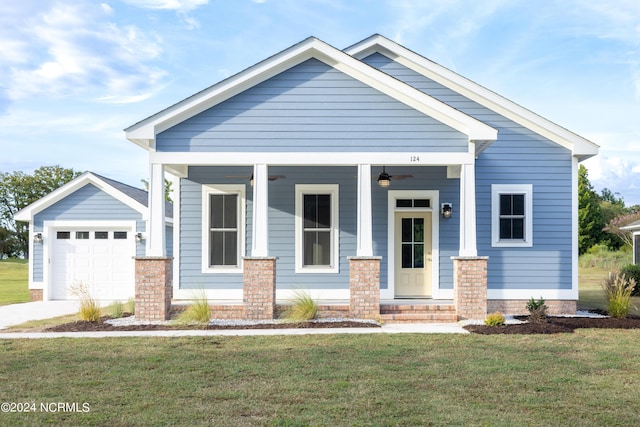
[488,299,577,315]
[349,256,381,320]
[452,256,488,321]
[29,289,43,301]
[135,257,173,321]
[243,257,277,320]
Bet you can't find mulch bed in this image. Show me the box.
[463,315,640,334]
[45,315,380,332]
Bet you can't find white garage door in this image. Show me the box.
[51,228,135,301]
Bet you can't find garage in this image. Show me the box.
[14,172,173,301]
[50,227,135,300]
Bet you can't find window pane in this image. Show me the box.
[210,195,224,228]
[512,194,525,216]
[414,218,424,243]
[402,218,412,243]
[500,194,512,215]
[316,195,331,228]
[402,244,412,268]
[303,195,317,228]
[57,231,70,239]
[223,195,238,228]
[414,199,430,208]
[76,231,89,240]
[210,231,223,266]
[303,230,330,266]
[499,219,512,239]
[114,231,127,239]
[224,231,237,266]
[414,244,424,268]
[95,231,108,239]
[512,219,524,239]
[396,199,412,208]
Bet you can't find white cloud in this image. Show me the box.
[122,0,208,11]
[1,2,166,103]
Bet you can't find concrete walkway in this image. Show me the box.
[0,301,469,338]
[0,301,79,330]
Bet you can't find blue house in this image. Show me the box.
[125,35,598,321]
[14,172,172,302]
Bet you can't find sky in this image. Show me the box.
[1,0,639,205]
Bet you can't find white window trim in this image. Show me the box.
[491,184,533,247]
[201,184,246,273]
[295,184,339,274]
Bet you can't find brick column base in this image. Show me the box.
[135,257,173,321]
[452,256,488,321]
[30,289,43,301]
[243,257,277,320]
[349,256,381,320]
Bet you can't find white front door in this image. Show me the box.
[394,211,433,298]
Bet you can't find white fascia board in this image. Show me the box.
[150,151,475,166]
[346,35,599,159]
[125,37,497,146]
[14,172,148,222]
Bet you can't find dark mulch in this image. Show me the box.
[45,315,380,332]
[464,315,640,334]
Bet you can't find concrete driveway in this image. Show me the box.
[0,301,79,330]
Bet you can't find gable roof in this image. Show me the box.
[345,34,599,161]
[14,172,173,222]
[125,36,497,154]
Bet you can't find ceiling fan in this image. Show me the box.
[225,174,286,185]
[377,166,413,188]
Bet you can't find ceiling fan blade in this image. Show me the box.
[225,175,251,179]
[268,175,286,181]
[392,174,414,180]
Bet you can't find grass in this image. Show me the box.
[0,332,639,425]
[0,259,29,306]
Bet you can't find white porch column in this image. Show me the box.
[356,164,373,256]
[251,164,269,257]
[459,162,478,256]
[147,163,166,256]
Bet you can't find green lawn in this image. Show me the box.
[0,332,639,426]
[578,265,640,316]
[0,259,29,306]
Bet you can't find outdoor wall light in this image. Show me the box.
[441,203,453,219]
[34,233,43,243]
[135,232,143,243]
[377,167,391,188]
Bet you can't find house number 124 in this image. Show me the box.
[410,156,420,162]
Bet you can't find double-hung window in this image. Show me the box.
[491,184,533,247]
[295,184,339,273]
[202,185,245,272]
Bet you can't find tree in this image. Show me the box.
[578,165,605,254]
[0,166,81,257]
[598,188,627,250]
[604,211,640,248]
[0,226,19,258]
[141,178,173,202]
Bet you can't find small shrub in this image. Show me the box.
[602,272,636,318]
[127,297,135,314]
[69,282,101,322]
[484,312,505,327]
[107,301,124,319]
[174,290,210,324]
[620,264,640,296]
[281,291,318,322]
[526,297,547,324]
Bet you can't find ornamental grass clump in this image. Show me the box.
[107,301,124,319]
[281,291,318,322]
[526,297,547,324]
[484,312,505,327]
[602,272,636,318]
[69,282,101,322]
[174,290,211,325]
[127,297,135,314]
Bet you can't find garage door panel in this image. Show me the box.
[51,228,135,301]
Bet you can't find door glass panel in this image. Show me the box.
[401,244,412,268]
[95,231,108,239]
[414,218,424,242]
[402,218,412,242]
[413,199,430,208]
[76,231,89,240]
[414,244,424,268]
[114,232,127,239]
[57,232,70,239]
[396,199,412,208]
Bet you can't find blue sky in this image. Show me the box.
[1,0,639,205]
